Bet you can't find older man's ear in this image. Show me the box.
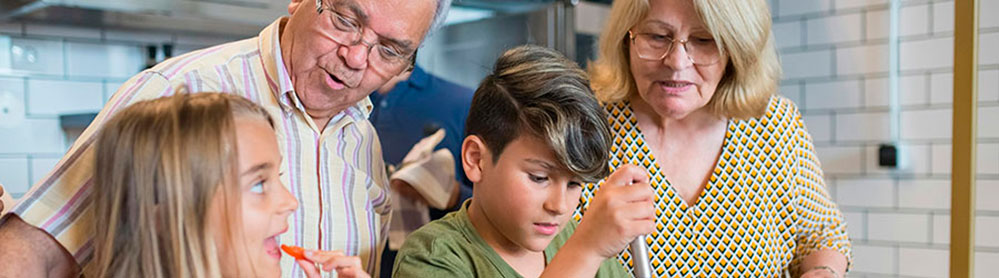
[288,0,305,15]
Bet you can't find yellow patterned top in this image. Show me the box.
[573,96,851,277]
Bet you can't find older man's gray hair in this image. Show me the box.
[426,0,453,39]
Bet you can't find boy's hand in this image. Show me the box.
[296,250,370,278]
[574,164,656,259]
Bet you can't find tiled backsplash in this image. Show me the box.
[0,21,247,198]
[771,0,999,276]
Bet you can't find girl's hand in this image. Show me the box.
[295,250,369,278]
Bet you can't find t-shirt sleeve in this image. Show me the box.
[594,256,631,278]
[391,239,473,278]
[784,100,853,274]
[9,71,173,263]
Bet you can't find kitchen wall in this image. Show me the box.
[0,21,246,198]
[769,0,999,276]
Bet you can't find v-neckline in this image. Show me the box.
[623,101,734,211]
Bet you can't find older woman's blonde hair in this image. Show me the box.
[589,0,781,120]
[90,93,273,277]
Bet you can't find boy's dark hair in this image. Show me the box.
[465,45,612,182]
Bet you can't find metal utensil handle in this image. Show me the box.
[630,235,652,278]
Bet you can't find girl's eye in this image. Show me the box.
[568,181,583,189]
[528,174,549,183]
[250,181,265,194]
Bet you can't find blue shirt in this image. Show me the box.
[369,66,474,215]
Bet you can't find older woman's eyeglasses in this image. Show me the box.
[628,30,721,65]
[316,0,417,74]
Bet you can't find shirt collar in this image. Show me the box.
[259,17,296,111]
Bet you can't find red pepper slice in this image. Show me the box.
[281,244,306,260]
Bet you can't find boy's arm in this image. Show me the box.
[541,164,656,278]
[541,235,608,277]
[0,215,80,277]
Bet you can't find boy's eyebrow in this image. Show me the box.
[525,158,556,170]
[241,162,273,177]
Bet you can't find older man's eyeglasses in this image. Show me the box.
[316,0,417,74]
[628,30,721,65]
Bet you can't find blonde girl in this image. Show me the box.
[91,93,368,277]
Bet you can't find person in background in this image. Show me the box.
[90,93,366,277]
[392,45,655,278]
[0,0,453,276]
[577,0,852,277]
[368,64,475,277]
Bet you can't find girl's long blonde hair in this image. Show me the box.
[91,93,272,277]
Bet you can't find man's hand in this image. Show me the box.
[572,164,657,258]
[390,179,460,208]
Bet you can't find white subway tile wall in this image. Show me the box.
[844,211,866,240]
[980,32,999,65]
[898,179,950,209]
[899,4,931,37]
[976,216,999,247]
[932,214,950,244]
[867,212,930,243]
[984,0,999,28]
[978,180,999,211]
[805,80,864,109]
[26,79,104,116]
[836,0,888,11]
[836,44,890,76]
[836,111,891,142]
[836,178,895,208]
[929,72,953,104]
[806,13,864,45]
[851,244,896,274]
[975,252,999,276]
[781,50,834,79]
[804,113,834,142]
[0,20,242,201]
[901,108,952,140]
[900,37,954,71]
[772,0,999,276]
[932,1,955,33]
[0,157,30,197]
[28,157,60,189]
[898,247,949,278]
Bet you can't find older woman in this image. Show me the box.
[574,0,851,277]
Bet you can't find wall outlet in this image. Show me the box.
[878,143,910,170]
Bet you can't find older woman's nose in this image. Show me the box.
[662,43,694,70]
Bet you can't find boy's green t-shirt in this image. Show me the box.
[392,199,630,278]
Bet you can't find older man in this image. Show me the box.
[0,0,450,276]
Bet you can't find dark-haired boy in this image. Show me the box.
[392,45,656,277]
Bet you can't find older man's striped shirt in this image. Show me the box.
[11,18,392,277]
